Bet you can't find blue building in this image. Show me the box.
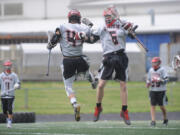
[127,32,171,71]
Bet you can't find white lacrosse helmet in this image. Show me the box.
[103,6,119,26]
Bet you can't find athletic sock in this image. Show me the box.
[96,103,101,108]
[122,105,127,111]
[72,102,77,108]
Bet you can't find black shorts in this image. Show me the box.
[100,50,128,81]
[1,98,15,114]
[149,91,168,106]
[63,56,89,79]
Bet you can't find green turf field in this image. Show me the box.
[0,121,180,135]
[2,81,180,114]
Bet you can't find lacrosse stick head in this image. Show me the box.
[151,57,161,70]
[47,30,54,43]
[172,55,180,70]
[3,60,12,74]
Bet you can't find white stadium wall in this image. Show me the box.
[0,43,146,81]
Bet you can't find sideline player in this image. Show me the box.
[47,9,97,121]
[146,57,168,126]
[85,6,136,125]
[0,60,21,128]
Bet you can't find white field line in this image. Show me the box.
[5,126,180,131]
[1,125,179,131]
[0,133,87,135]
[97,126,180,130]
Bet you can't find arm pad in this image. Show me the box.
[85,34,100,43]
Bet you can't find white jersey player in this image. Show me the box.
[85,6,136,125]
[147,66,168,91]
[146,57,168,126]
[0,60,21,128]
[47,9,97,121]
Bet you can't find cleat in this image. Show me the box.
[88,73,98,89]
[7,119,12,128]
[120,110,131,125]
[163,119,168,126]
[151,121,156,127]
[91,78,98,89]
[7,123,11,128]
[93,106,102,122]
[74,104,81,121]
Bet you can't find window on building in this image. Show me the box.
[4,3,23,16]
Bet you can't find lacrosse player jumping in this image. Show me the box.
[0,60,21,128]
[82,6,138,125]
[47,9,98,121]
[146,57,169,126]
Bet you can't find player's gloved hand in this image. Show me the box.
[160,78,168,84]
[146,83,151,88]
[82,18,93,28]
[47,28,61,50]
[74,32,86,40]
[128,32,135,39]
[146,80,151,88]
[1,91,7,96]
[128,25,138,39]
[4,91,9,96]
[123,22,136,39]
[14,83,20,90]
[122,22,133,31]
[151,76,161,83]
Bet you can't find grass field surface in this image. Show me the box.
[0,121,180,135]
[11,81,180,114]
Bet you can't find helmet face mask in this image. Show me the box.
[103,6,119,25]
[68,9,81,24]
[151,57,161,70]
[3,60,12,74]
[104,14,115,24]
[152,61,160,69]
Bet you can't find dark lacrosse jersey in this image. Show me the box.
[58,23,91,57]
[147,67,168,91]
[0,72,20,98]
[92,19,128,55]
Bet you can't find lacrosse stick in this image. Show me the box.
[106,5,148,53]
[168,81,175,105]
[46,49,51,76]
[108,5,148,53]
[172,55,180,70]
[1,89,15,97]
[46,31,54,76]
[129,25,148,53]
